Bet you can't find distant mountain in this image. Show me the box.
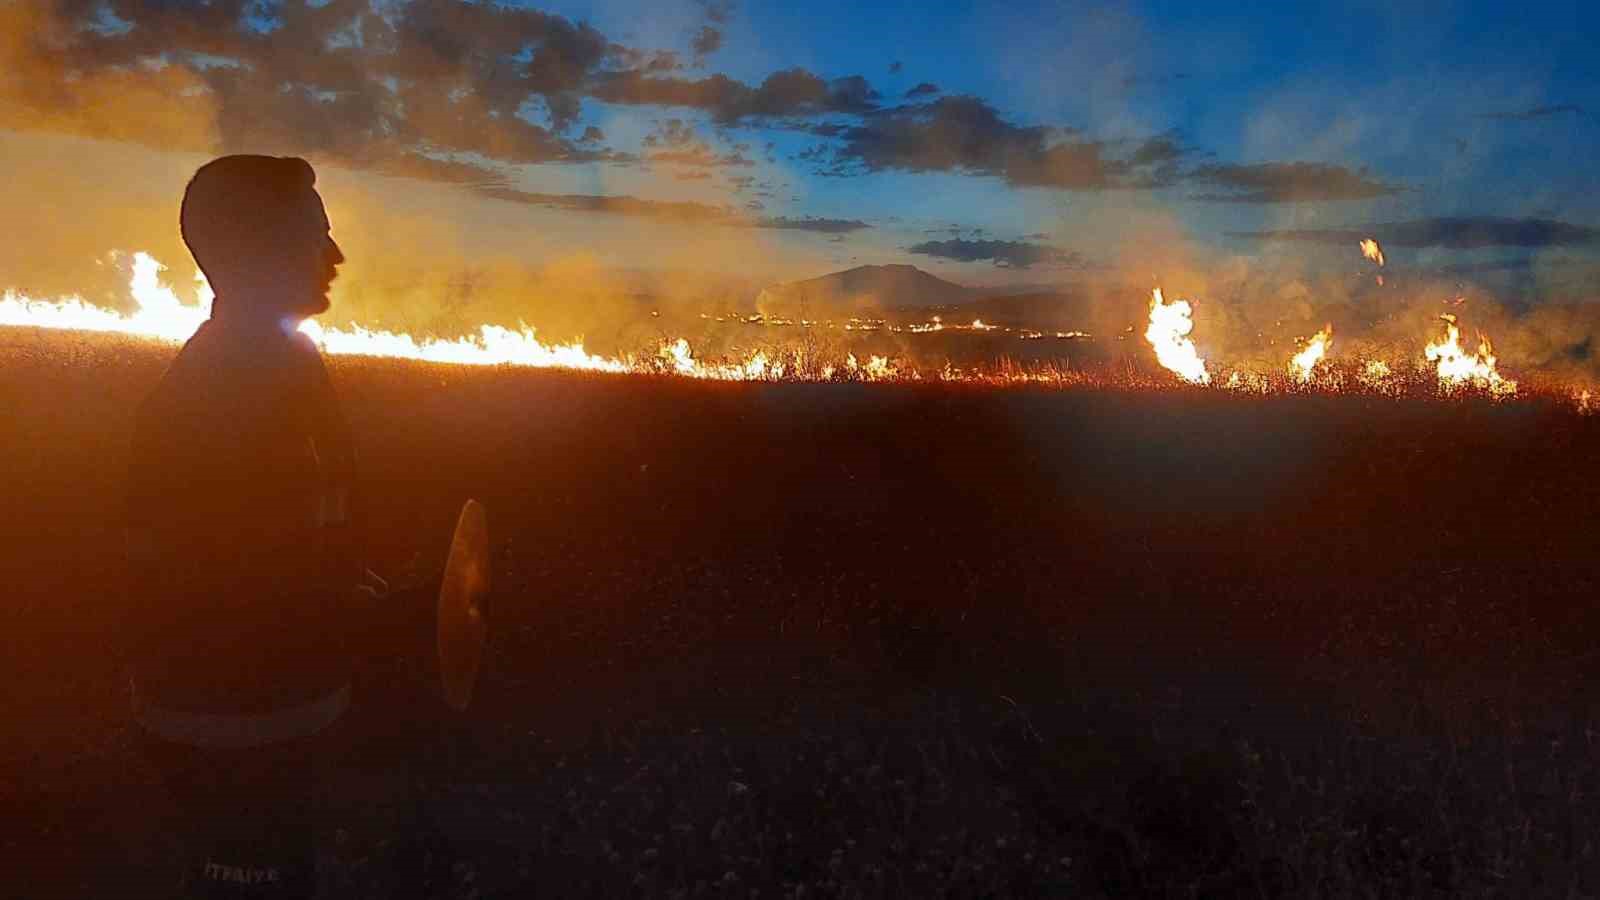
[756,264,979,314]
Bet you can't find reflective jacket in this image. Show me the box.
[124,319,362,726]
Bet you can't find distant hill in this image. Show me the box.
[756,264,979,314]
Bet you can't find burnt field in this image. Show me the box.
[4,326,1600,898]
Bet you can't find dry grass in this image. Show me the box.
[3,327,1599,898]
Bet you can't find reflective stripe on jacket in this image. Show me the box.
[134,681,350,749]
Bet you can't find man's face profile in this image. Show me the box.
[284,188,344,318]
[181,155,346,325]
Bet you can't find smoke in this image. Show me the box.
[1,0,1597,386]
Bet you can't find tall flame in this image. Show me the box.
[1,251,1575,407]
[1289,325,1333,383]
[1,252,629,372]
[1424,314,1517,397]
[1,252,209,341]
[1144,288,1209,384]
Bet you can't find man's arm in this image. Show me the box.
[121,401,170,675]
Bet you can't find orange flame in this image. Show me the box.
[1424,314,1517,397]
[1144,288,1209,384]
[1,252,630,372]
[1360,238,1385,267]
[1358,360,1393,391]
[1289,325,1333,383]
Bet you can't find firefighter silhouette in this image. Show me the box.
[124,156,439,897]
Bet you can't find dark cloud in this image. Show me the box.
[608,45,684,74]
[369,153,509,188]
[1230,217,1600,249]
[820,96,1178,190]
[690,25,723,60]
[760,216,871,234]
[1431,257,1593,275]
[4,0,621,179]
[1127,135,1185,167]
[640,117,751,167]
[1435,258,1539,275]
[806,123,850,138]
[477,187,735,223]
[1,0,1404,220]
[907,238,1082,268]
[592,67,879,123]
[698,0,737,25]
[642,119,696,148]
[383,0,611,130]
[689,0,735,61]
[476,186,867,233]
[650,146,754,167]
[1190,162,1404,203]
[1476,104,1583,121]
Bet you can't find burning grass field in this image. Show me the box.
[5,325,1600,898]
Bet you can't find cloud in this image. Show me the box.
[0,0,1409,240]
[1127,135,1185,166]
[1229,217,1600,249]
[699,0,737,25]
[819,96,1181,190]
[477,187,868,233]
[590,67,880,123]
[690,26,723,60]
[477,187,734,223]
[907,238,1083,268]
[1476,104,1584,121]
[641,118,753,167]
[369,153,509,188]
[2,0,625,179]
[760,216,871,234]
[1190,162,1404,203]
[649,145,754,167]
[690,0,735,62]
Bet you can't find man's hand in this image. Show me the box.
[350,567,390,625]
[356,567,389,602]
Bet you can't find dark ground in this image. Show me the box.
[3,327,1600,898]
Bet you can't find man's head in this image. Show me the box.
[181,155,344,324]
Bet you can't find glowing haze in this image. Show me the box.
[1,0,1598,393]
